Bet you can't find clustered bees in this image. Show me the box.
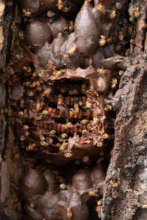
[10,68,109,162]
[5,0,129,164]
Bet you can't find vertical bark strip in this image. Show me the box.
[101,1,147,218]
[102,56,147,220]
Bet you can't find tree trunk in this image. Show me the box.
[0,0,147,219]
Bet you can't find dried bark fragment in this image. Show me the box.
[101,55,147,220]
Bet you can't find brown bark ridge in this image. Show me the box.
[101,53,147,220]
[0,1,22,219]
[101,0,147,217]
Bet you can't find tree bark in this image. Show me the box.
[102,0,147,218]
[102,55,147,220]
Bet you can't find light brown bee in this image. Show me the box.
[36,102,41,112]
[119,32,124,41]
[81,83,87,93]
[29,203,35,208]
[42,110,48,115]
[59,183,67,190]
[69,21,74,31]
[20,99,24,108]
[20,136,25,141]
[60,142,68,151]
[63,7,70,13]
[103,133,110,139]
[97,68,108,75]
[60,87,67,94]
[48,138,54,145]
[89,189,99,196]
[40,141,48,147]
[22,9,31,17]
[109,180,118,188]
[112,78,118,88]
[42,88,52,96]
[110,10,116,19]
[68,109,83,120]
[23,66,31,72]
[32,72,38,78]
[96,3,106,14]
[68,45,77,55]
[81,119,89,125]
[53,71,62,77]
[49,130,56,135]
[23,125,29,130]
[82,129,87,135]
[99,35,107,47]
[134,7,140,18]
[82,155,89,163]
[67,207,72,218]
[104,105,112,111]
[28,91,34,97]
[64,152,72,158]
[57,95,63,105]
[26,143,36,151]
[85,101,92,109]
[31,81,37,88]
[23,81,30,87]
[18,111,24,117]
[97,142,103,148]
[58,0,64,10]
[61,133,68,139]
[97,200,102,206]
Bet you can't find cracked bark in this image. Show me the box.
[101,0,147,218]
[101,55,147,220]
